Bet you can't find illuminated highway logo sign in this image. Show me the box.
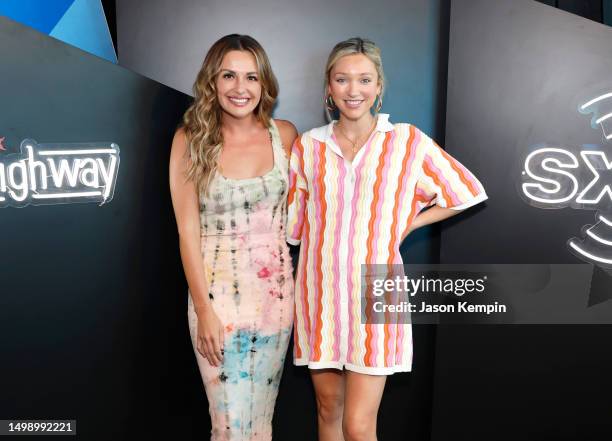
[0,139,120,207]
[521,92,612,268]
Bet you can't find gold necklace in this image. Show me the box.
[336,117,377,154]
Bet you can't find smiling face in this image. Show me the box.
[215,50,262,120]
[328,53,381,122]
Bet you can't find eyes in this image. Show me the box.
[335,77,373,84]
[221,72,258,81]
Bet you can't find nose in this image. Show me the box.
[348,80,359,97]
[234,75,247,94]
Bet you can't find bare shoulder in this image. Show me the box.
[172,127,187,149]
[274,119,298,157]
[170,127,190,170]
[171,127,190,157]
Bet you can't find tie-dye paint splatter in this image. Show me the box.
[187,120,293,441]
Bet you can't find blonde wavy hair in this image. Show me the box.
[182,34,278,195]
[324,37,386,121]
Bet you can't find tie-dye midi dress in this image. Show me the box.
[187,120,293,440]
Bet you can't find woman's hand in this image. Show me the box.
[195,306,224,367]
[402,206,463,242]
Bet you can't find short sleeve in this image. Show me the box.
[286,137,309,245]
[416,133,487,210]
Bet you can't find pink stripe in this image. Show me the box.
[309,141,324,355]
[415,187,435,212]
[331,155,345,361]
[395,128,421,363]
[297,214,311,358]
[424,156,462,206]
[346,134,376,363]
[289,190,307,239]
[415,187,429,198]
[369,132,395,366]
[447,152,483,190]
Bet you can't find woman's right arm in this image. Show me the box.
[169,128,224,366]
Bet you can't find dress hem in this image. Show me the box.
[286,237,301,246]
[448,192,488,210]
[293,359,412,375]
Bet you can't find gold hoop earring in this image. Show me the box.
[375,94,383,113]
[325,95,336,111]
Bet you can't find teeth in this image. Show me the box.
[229,97,249,104]
[345,100,363,105]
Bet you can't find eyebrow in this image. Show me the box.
[333,72,374,76]
[220,69,259,75]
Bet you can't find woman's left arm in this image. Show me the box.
[403,130,488,240]
[402,206,461,240]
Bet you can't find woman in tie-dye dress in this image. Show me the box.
[169,34,297,440]
[287,38,487,441]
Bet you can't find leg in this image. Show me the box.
[310,369,346,441]
[342,371,386,441]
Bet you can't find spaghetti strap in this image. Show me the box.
[268,119,289,183]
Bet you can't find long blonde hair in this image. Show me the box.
[182,34,278,195]
[324,37,386,121]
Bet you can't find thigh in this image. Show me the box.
[343,371,386,418]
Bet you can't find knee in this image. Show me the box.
[342,412,375,441]
[315,392,344,425]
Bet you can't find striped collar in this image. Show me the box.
[309,113,394,143]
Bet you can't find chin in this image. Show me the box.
[221,104,257,119]
[338,107,371,120]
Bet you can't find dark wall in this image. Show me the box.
[7,1,612,440]
[0,15,195,440]
[101,0,117,54]
[536,0,604,22]
[434,1,612,440]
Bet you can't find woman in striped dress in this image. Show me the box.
[286,38,487,441]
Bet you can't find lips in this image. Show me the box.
[344,99,364,108]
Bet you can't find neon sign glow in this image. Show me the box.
[568,213,612,268]
[580,92,612,141]
[521,91,612,270]
[0,139,120,207]
[521,148,612,207]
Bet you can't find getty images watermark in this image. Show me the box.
[360,264,612,324]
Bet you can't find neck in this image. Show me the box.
[337,112,376,135]
[221,111,261,136]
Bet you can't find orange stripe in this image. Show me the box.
[364,132,392,366]
[293,138,308,360]
[385,127,415,367]
[422,161,453,207]
[294,309,301,359]
[387,126,415,265]
[312,145,327,361]
[437,147,480,196]
[297,213,311,359]
[287,139,305,206]
[401,192,432,239]
[287,176,296,206]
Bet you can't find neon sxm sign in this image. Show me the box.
[521,91,612,268]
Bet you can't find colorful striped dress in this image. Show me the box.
[286,113,487,375]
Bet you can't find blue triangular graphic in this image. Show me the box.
[50,0,117,63]
[0,0,75,34]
